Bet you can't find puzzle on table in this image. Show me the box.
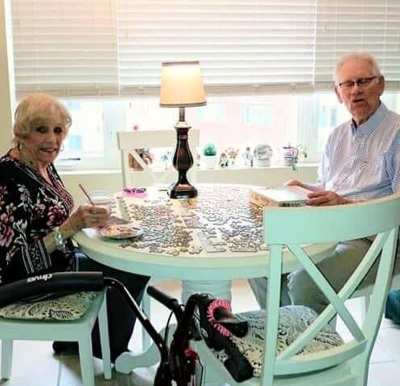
[111,186,268,256]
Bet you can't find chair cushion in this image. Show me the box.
[0,292,99,321]
[214,305,344,377]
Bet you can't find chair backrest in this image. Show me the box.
[260,193,400,385]
[117,129,200,189]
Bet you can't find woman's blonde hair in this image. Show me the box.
[13,93,72,146]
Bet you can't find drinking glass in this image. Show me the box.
[87,190,112,214]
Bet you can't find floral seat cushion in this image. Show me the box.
[0,292,99,321]
[214,305,344,377]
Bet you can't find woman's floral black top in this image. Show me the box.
[0,151,76,286]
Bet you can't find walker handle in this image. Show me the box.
[0,272,104,308]
[147,285,183,320]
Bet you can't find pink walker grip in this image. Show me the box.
[123,187,148,198]
[207,299,232,337]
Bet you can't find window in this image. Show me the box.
[56,90,400,170]
[56,100,124,170]
[196,102,226,124]
[243,104,273,126]
[64,101,104,157]
[9,1,400,170]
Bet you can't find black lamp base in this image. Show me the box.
[168,108,198,200]
[168,182,198,199]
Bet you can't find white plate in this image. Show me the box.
[98,223,143,240]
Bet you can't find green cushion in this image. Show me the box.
[214,305,344,377]
[0,292,99,321]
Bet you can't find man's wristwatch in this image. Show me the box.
[53,227,66,251]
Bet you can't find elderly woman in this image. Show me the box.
[0,93,149,361]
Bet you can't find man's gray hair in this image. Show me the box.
[333,52,382,83]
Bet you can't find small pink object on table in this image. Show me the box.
[123,187,148,198]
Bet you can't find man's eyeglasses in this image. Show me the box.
[338,76,378,90]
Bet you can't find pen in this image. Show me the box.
[78,184,95,205]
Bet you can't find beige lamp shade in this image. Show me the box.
[160,61,207,107]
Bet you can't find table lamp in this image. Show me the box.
[160,61,206,199]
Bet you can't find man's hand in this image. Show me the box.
[284,179,303,188]
[306,190,349,206]
[284,179,324,193]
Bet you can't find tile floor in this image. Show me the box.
[1,279,400,385]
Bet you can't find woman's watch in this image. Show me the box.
[53,227,66,251]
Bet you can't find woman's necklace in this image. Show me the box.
[13,147,52,184]
[17,149,36,168]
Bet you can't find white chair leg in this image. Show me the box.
[78,336,95,386]
[98,297,112,380]
[360,295,370,324]
[1,339,13,379]
[141,290,152,350]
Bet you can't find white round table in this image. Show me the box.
[73,184,335,375]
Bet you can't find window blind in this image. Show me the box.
[10,0,400,98]
[314,0,400,91]
[117,0,317,96]
[11,0,119,97]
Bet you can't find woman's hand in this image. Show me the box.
[61,205,110,238]
[43,205,109,253]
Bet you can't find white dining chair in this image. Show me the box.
[0,290,112,386]
[117,129,200,189]
[194,192,400,386]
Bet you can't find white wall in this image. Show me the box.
[0,0,15,155]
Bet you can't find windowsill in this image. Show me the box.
[59,163,319,176]
[198,163,319,171]
[59,168,121,176]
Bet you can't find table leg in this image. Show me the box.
[181,279,232,303]
[114,325,175,374]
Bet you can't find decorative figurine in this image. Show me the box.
[219,152,229,168]
[253,143,273,167]
[161,150,172,170]
[129,148,154,170]
[225,147,239,167]
[282,144,307,170]
[242,146,253,167]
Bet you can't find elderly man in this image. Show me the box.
[250,52,400,314]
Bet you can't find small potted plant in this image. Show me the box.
[202,142,218,169]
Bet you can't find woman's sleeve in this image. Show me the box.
[0,182,52,284]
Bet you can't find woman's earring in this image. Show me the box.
[60,144,65,152]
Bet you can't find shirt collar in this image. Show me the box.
[351,102,387,137]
